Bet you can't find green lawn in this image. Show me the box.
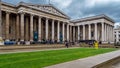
[0,48,116,68]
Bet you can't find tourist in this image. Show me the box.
[65,40,69,48]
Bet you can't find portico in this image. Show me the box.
[71,16,114,43]
[0,1,115,44]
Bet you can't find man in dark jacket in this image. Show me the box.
[65,40,69,48]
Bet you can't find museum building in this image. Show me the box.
[0,1,115,44]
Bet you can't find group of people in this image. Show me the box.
[64,40,99,49]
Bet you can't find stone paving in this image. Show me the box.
[45,50,120,68]
[0,46,79,54]
[113,62,120,68]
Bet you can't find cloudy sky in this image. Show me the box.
[2,0,120,25]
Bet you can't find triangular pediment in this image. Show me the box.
[24,3,69,19]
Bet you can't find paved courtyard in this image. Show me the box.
[45,50,120,68]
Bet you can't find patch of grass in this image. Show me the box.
[0,48,116,68]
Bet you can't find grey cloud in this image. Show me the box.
[2,0,120,22]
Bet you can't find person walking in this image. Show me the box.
[65,40,69,48]
[94,41,99,49]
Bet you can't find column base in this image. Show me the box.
[0,37,4,45]
[102,41,114,44]
[38,40,41,42]
[5,39,10,41]
[0,42,4,45]
[20,40,24,42]
[17,42,20,45]
[20,40,25,45]
[50,40,54,43]
[110,41,114,44]
[101,41,108,44]
[25,41,30,45]
[30,40,33,42]
[57,40,60,43]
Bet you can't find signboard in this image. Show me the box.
[34,31,38,42]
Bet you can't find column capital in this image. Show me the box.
[82,24,85,26]
[46,18,49,21]
[19,11,25,15]
[62,22,65,24]
[39,16,42,18]
[52,19,55,21]
[57,20,60,23]
[6,11,10,14]
[30,14,34,16]
[67,23,69,26]
[88,24,91,26]
[94,23,97,25]
[101,22,104,24]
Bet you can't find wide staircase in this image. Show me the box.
[0,43,119,53]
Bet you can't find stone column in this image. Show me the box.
[57,21,60,42]
[83,25,85,40]
[73,26,75,41]
[20,12,25,41]
[88,24,91,40]
[112,26,114,42]
[104,23,106,42]
[102,22,104,42]
[16,14,19,41]
[67,24,69,41]
[52,20,54,42]
[109,25,111,42]
[110,26,111,42]
[116,29,119,42]
[46,18,49,40]
[0,0,2,40]
[5,12,10,41]
[106,24,108,41]
[30,14,34,41]
[25,17,29,41]
[111,26,113,42]
[107,25,110,42]
[111,26,112,42]
[70,26,72,42]
[38,16,42,42]
[62,23,65,42]
[78,25,80,40]
[95,23,97,40]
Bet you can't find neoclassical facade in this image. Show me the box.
[0,1,115,44]
[114,28,120,42]
[71,15,114,43]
